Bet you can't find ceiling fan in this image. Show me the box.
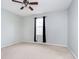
[12,0,38,11]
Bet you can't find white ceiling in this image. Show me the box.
[1,0,72,16]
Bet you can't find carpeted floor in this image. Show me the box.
[1,43,75,59]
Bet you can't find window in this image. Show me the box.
[34,16,46,43]
[36,18,43,35]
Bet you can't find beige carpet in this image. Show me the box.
[1,43,75,59]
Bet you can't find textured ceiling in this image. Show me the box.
[1,0,72,16]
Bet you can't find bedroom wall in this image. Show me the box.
[22,10,68,46]
[67,0,78,58]
[1,9,22,47]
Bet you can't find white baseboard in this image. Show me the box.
[46,43,67,47]
[1,41,20,48]
[20,41,67,47]
[68,48,78,59]
[1,41,67,48]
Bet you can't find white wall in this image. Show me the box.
[1,9,22,47]
[23,11,68,46]
[68,0,78,57]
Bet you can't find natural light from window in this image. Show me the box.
[36,18,43,35]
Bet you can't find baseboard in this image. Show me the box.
[46,43,67,47]
[1,41,67,48]
[20,41,67,47]
[68,47,78,59]
[1,41,20,48]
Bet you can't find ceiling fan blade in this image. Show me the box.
[29,6,33,11]
[12,0,23,3]
[29,2,38,5]
[20,6,24,10]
